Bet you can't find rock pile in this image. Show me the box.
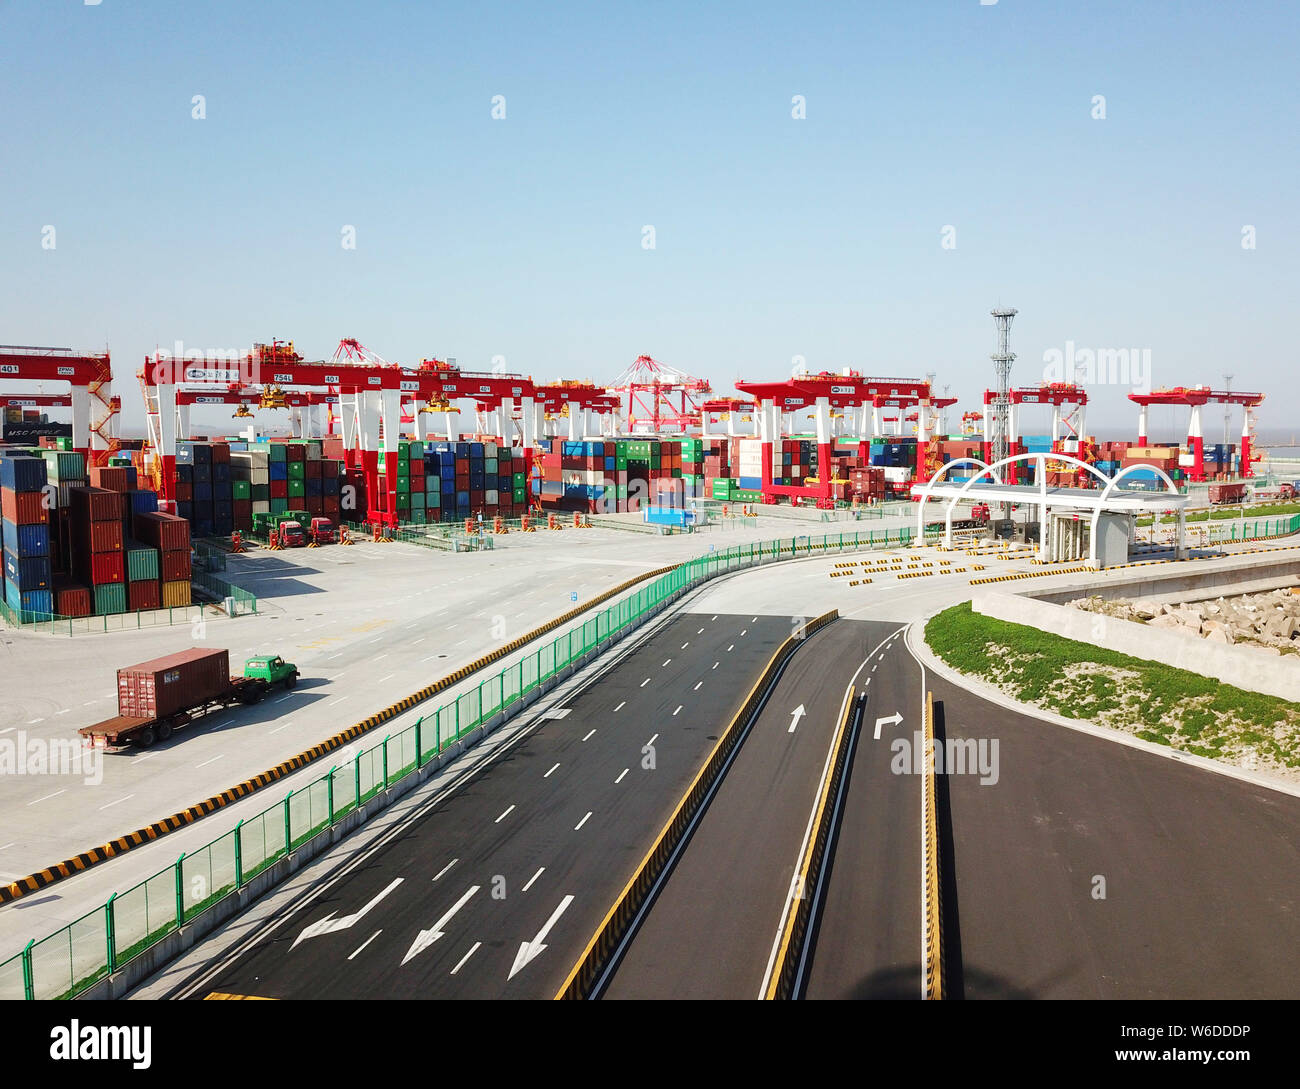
[1064,588,1300,653]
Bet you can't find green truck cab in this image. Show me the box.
[243,654,298,689]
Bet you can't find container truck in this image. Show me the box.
[78,648,299,751]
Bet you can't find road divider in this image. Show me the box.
[554,609,840,1000]
[763,684,858,999]
[922,690,943,1000]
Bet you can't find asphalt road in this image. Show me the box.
[156,609,792,999]
[801,621,923,999]
[603,618,873,999]
[931,672,1300,999]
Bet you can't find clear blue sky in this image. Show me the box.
[2,0,1297,436]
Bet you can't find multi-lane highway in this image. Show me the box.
[128,545,1300,1002]
[149,610,793,999]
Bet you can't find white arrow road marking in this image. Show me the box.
[873,712,903,740]
[508,895,575,980]
[293,877,404,950]
[788,705,806,734]
[402,884,480,965]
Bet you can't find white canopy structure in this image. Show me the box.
[915,453,1190,567]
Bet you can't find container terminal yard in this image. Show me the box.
[1,311,1298,1011]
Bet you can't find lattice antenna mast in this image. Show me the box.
[990,308,1018,466]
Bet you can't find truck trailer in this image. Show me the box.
[79,648,298,751]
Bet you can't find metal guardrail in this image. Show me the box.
[0,523,919,1001]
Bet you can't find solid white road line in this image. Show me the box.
[195,755,225,768]
[450,942,481,975]
[582,729,596,741]
[615,768,629,784]
[522,867,545,892]
[432,859,458,882]
[26,790,65,806]
[574,812,592,831]
[544,763,560,778]
[495,804,515,823]
[348,930,383,960]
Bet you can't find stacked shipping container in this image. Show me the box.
[1,453,53,616]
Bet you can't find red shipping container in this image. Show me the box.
[286,443,305,462]
[174,481,193,502]
[133,511,190,552]
[79,517,123,554]
[70,486,122,523]
[270,479,288,499]
[455,474,469,490]
[127,579,161,612]
[87,466,130,492]
[116,648,230,719]
[410,474,424,493]
[323,495,340,515]
[470,490,485,506]
[161,549,191,581]
[54,582,92,618]
[1,488,46,525]
[232,499,252,527]
[305,459,322,478]
[89,551,124,585]
[304,496,323,515]
[210,442,230,464]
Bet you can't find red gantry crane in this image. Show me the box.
[978,382,1089,485]
[1128,386,1264,481]
[733,372,941,507]
[0,345,119,466]
[610,355,712,434]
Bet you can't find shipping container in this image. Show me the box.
[87,466,130,492]
[0,456,47,492]
[127,578,161,611]
[70,485,121,523]
[85,550,125,585]
[94,582,127,615]
[0,488,46,525]
[78,517,124,554]
[4,549,51,589]
[161,580,191,608]
[133,511,191,552]
[1,519,49,558]
[53,582,92,618]
[125,542,160,581]
[116,648,229,719]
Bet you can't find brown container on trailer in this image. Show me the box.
[134,511,191,552]
[116,648,230,719]
[69,485,121,523]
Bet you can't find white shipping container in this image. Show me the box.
[1178,453,1195,467]
[486,489,499,504]
[882,466,913,483]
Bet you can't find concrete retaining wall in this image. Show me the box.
[1028,555,1300,606]
[973,590,1300,704]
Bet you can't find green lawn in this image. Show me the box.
[1136,501,1300,527]
[926,602,1300,771]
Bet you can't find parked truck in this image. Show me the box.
[1208,481,1247,505]
[79,648,299,751]
[309,516,336,544]
[275,520,306,547]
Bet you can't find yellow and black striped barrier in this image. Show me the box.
[0,563,683,906]
[922,690,943,1001]
[764,685,856,999]
[554,609,841,1000]
[969,565,1090,585]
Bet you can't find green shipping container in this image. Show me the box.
[513,486,526,503]
[287,479,306,498]
[125,544,160,582]
[394,476,410,494]
[94,582,128,616]
[42,450,86,481]
[288,461,306,480]
[512,472,526,487]
[270,497,289,514]
[232,480,252,500]
[396,492,411,510]
[268,443,287,463]
[407,510,426,525]
[426,475,440,493]
[485,459,497,474]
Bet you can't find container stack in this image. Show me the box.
[232,444,270,525]
[134,511,192,608]
[70,485,126,615]
[174,440,233,536]
[1,453,53,617]
[421,440,520,522]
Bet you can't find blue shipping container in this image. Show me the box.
[0,456,47,492]
[0,520,49,558]
[4,581,52,616]
[4,550,51,589]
